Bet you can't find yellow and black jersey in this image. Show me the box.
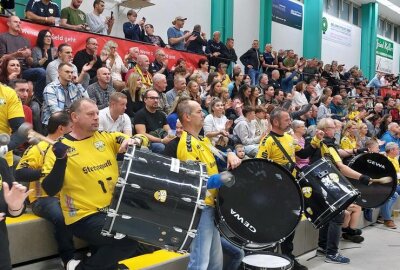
[41,131,129,225]
[0,84,24,166]
[340,136,357,150]
[320,143,342,164]
[16,141,52,203]
[177,131,218,206]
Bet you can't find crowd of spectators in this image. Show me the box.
[1,0,400,269]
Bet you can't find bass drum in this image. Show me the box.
[216,159,303,250]
[348,153,397,208]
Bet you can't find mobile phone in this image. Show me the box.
[111,11,114,19]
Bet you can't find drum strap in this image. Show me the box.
[270,134,299,174]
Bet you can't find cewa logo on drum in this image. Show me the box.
[230,209,256,233]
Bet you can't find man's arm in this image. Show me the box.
[86,13,106,34]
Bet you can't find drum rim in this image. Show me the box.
[216,158,304,250]
[242,251,294,269]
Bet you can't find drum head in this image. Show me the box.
[242,252,293,270]
[348,153,397,208]
[216,159,303,249]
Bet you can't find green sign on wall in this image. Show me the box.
[376,37,393,60]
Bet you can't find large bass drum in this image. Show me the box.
[297,158,360,229]
[348,153,397,208]
[102,146,207,251]
[216,159,303,250]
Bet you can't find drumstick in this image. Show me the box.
[369,176,393,185]
[18,123,56,145]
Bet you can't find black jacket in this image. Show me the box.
[240,48,261,72]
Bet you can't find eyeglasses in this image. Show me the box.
[44,35,52,38]
[146,96,159,100]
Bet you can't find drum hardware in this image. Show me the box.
[117,178,141,189]
[317,170,329,178]
[173,226,183,233]
[114,233,126,240]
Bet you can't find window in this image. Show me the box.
[378,18,385,36]
[325,0,339,17]
[353,5,359,26]
[394,27,398,43]
[385,22,392,39]
[340,1,350,21]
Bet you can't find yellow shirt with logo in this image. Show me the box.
[320,143,342,164]
[387,156,400,184]
[177,131,218,206]
[41,131,129,225]
[0,84,25,166]
[340,136,357,151]
[16,141,53,203]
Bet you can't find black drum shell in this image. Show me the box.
[298,158,360,229]
[348,153,397,208]
[216,159,303,250]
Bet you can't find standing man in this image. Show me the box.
[206,31,225,69]
[87,67,115,110]
[99,92,132,135]
[240,40,261,85]
[60,0,89,31]
[41,98,140,270]
[86,0,114,35]
[25,0,61,25]
[222,37,237,68]
[167,16,191,51]
[123,9,145,41]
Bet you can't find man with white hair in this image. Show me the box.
[380,122,400,151]
[206,31,226,68]
[366,72,383,96]
[152,73,169,114]
[124,47,139,70]
[126,55,153,90]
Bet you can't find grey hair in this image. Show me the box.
[292,120,305,130]
[386,142,398,152]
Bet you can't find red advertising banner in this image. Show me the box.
[0,16,205,70]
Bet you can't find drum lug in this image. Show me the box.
[187,229,197,238]
[181,197,192,203]
[297,172,304,179]
[129,183,141,189]
[107,209,118,218]
[196,200,206,209]
[173,226,183,233]
[101,230,113,237]
[121,214,132,219]
[114,233,126,240]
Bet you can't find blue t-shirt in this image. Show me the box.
[167,26,184,50]
[26,0,60,17]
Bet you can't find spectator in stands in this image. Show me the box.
[167,16,191,51]
[9,79,32,125]
[262,44,278,77]
[281,70,298,94]
[25,0,60,25]
[87,67,115,110]
[292,119,309,169]
[126,54,152,91]
[330,95,345,121]
[143,24,168,47]
[380,122,400,151]
[366,114,381,138]
[123,9,145,41]
[42,63,89,125]
[273,89,285,106]
[367,72,383,96]
[257,73,269,96]
[283,50,297,71]
[135,89,175,153]
[261,85,275,105]
[122,72,144,120]
[340,120,358,154]
[73,37,103,84]
[292,81,308,107]
[249,86,261,107]
[371,102,384,117]
[152,73,169,115]
[206,31,225,69]
[149,49,170,78]
[186,24,207,54]
[104,40,127,91]
[235,83,251,107]
[99,92,132,135]
[60,0,89,31]
[223,37,237,67]
[315,77,328,97]
[166,76,187,106]
[234,106,263,157]
[342,204,364,243]
[0,16,47,101]
[86,0,114,35]
[357,122,370,148]
[15,111,75,267]
[228,71,243,99]
[240,40,261,85]
[269,70,281,89]
[186,80,201,105]
[253,105,269,136]
[25,81,43,134]
[32,30,57,69]
[124,47,139,70]
[317,95,333,123]
[208,79,223,100]
[46,43,91,88]
[0,56,21,85]
[217,63,231,88]
[195,58,209,83]
[204,98,232,146]
[171,58,193,80]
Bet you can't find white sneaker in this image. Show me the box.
[66,259,81,270]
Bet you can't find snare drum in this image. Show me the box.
[297,158,360,229]
[102,146,207,251]
[242,252,293,270]
[216,159,303,250]
[348,153,397,208]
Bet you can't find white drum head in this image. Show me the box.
[243,254,291,268]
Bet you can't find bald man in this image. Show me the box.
[126,54,153,90]
[87,67,115,109]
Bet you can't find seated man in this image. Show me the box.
[42,63,89,126]
[0,16,46,101]
[166,75,187,107]
[25,0,61,25]
[126,55,153,90]
[134,89,175,153]
[99,92,132,136]
[15,111,76,268]
[87,67,115,110]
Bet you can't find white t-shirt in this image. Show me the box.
[203,114,228,145]
[99,107,132,135]
[292,91,308,107]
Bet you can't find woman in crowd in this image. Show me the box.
[228,71,244,99]
[357,122,370,148]
[340,120,358,153]
[104,40,128,91]
[186,80,201,104]
[0,56,21,85]
[242,74,251,85]
[292,81,308,107]
[249,86,261,108]
[171,58,192,79]
[221,87,232,111]
[378,114,392,138]
[32,29,57,69]
[195,58,209,83]
[292,120,310,169]
[204,97,232,146]
[122,72,144,120]
[317,95,332,122]
[236,84,251,107]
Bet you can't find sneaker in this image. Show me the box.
[363,209,373,222]
[325,253,350,264]
[376,216,384,224]
[342,233,365,243]
[384,220,397,229]
[293,259,308,270]
[316,247,326,257]
[342,227,362,236]
[66,259,81,270]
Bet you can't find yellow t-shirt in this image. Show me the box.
[41,131,129,225]
[0,84,25,166]
[177,131,218,206]
[320,143,342,164]
[16,141,52,203]
[219,73,232,89]
[340,136,357,151]
[257,133,301,166]
[387,156,400,174]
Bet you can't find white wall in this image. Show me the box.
[233,0,260,64]
[321,13,361,69]
[271,21,303,55]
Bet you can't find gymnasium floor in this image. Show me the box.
[14,217,400,270]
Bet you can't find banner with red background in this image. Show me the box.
[0,16,205,71]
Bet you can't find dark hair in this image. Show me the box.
[58,43,71,54]
[143,89,158,98]
[193,24,201,32]
[242,106,255,116]
[36,29,54,49]
[58,62,73,70]
[0,56,21,84]
[209,80,222,98]
[226,37,234,42]
[8,79,28,89]
[145,23,154,29]
[232,71,242,81]
[295,81,305,92]
[237,84,250,105]
[47,111,70,134]
[93,0,104,8]
[207,72,219,85]
[197,58,208,68]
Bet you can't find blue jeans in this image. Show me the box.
[221,237,244,270]
[318,211,344,255]
[380,191,399,220]
[31,197,75,264]
[68,212,138,270]
[247,68,260,85]
[150,142,165,153]
[22,67,46,102]
[188,206,223,270]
